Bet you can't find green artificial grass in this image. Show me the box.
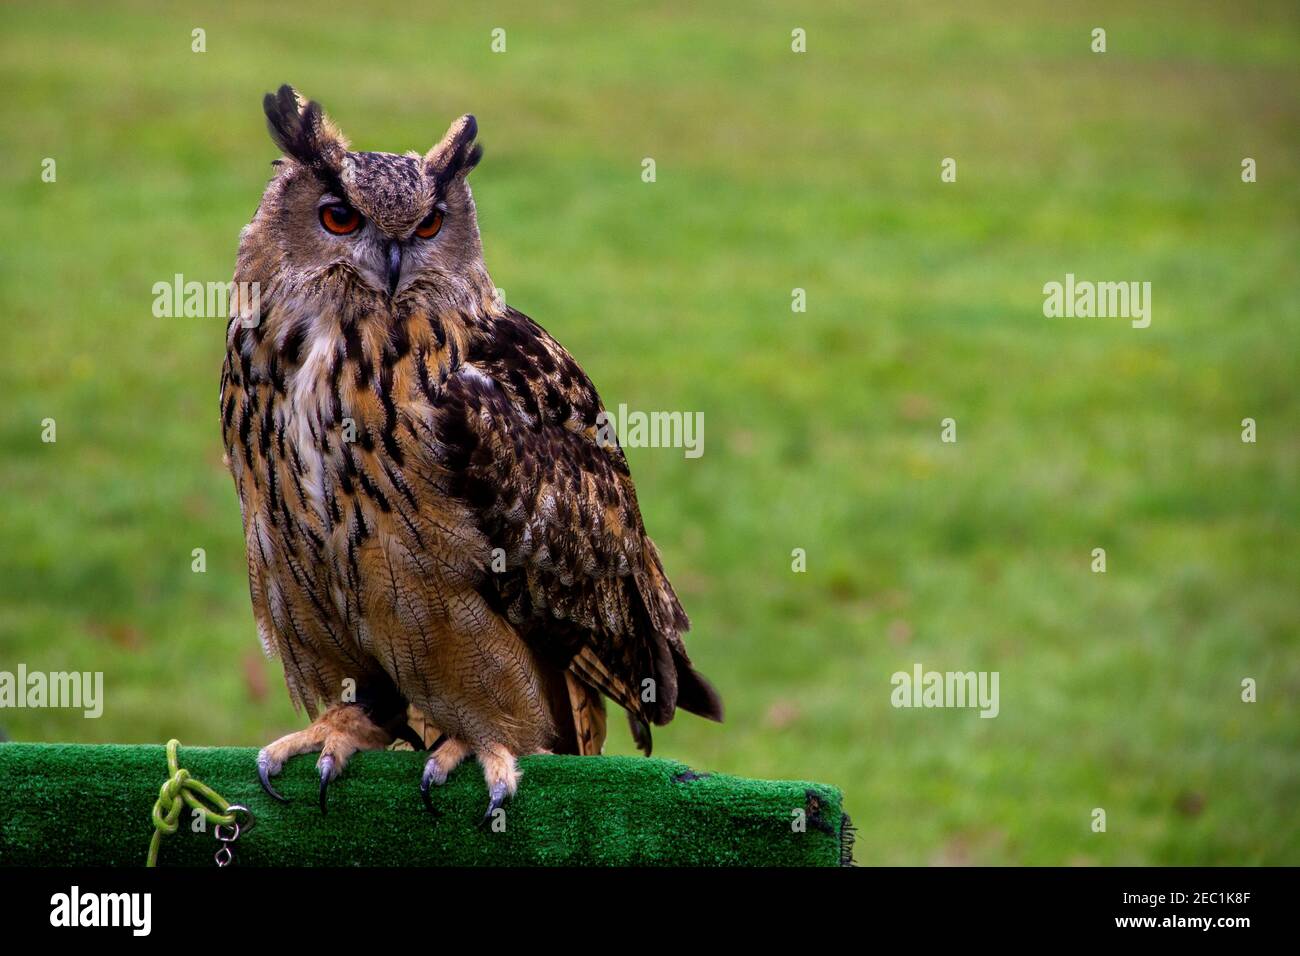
[0,743,852,867]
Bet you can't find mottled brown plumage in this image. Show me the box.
[222,87,721,816]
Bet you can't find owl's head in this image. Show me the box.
[244,85,491,311]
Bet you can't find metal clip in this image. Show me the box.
[213,804,254,867]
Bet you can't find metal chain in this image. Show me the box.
[212,806,251,867]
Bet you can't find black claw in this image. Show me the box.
[318,755,334,815]
[257,752,288,803]
[420,759,442,817]
[479,780,509,829]
[418,736,450,817]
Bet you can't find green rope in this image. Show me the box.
[146,739,238,867]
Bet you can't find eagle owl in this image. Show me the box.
[221,86,722,818]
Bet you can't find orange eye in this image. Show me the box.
[415,208,444,239]
[319,203,362,236]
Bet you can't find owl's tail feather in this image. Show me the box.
[625,712,653,755]
[672,650,725,723]
[626,644,723,756]
[564,671,608,756]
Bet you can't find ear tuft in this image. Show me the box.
[425,114,482,186]
[262,85,348,180]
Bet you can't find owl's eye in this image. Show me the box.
[414,208,444,239]
[319,203,363,236]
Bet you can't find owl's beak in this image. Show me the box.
[384,240,403,295]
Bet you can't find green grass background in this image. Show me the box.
[1,1,1296,864]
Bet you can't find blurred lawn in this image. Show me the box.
[1,1,1297,864]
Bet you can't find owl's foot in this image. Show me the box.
[417,738,518,822]
[257,704,393,813]
[419,735,472,815]
[476,743,520,827]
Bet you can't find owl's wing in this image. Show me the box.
[431,307,722,748]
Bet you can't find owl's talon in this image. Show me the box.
[419,767,440,816]
[418,734,454,816]
[257,749,289,803]
[318,754,335,814]
[420,753,448,816]
[255,705,395,811]
[479,779,510,828]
